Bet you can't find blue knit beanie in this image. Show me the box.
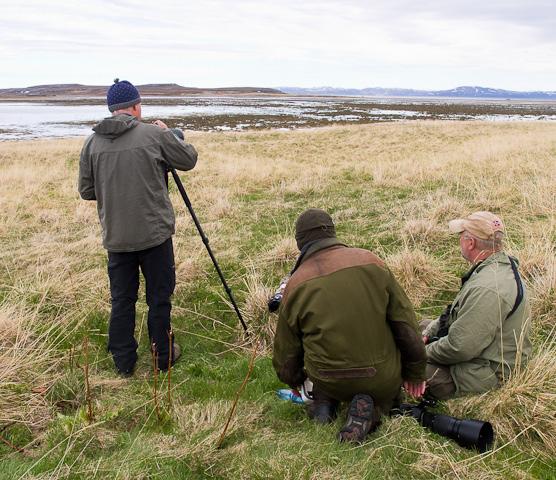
[107,78,141,112]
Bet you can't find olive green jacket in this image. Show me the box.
[273,239,426,404]
[424,252,531,395]
[78,114,197,252]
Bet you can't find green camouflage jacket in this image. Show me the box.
[424,252,531,395]
[273,239,426,406]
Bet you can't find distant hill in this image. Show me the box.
[280,85,556,99]
[3,83,555,100]
[0,83,285,97]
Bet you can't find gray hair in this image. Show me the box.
[464,231,504,251]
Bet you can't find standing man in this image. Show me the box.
[78,79,198,376]
[273,209,427,443]
[423,212,532,399]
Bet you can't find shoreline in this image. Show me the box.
[1,97,555,141]
[2,118,556,144]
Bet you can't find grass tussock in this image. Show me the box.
[237,269,276,350]
[448,332,556,459]
[385,247,458,308]
[0,303,64,429]
[401,218,444,244]
[506,233,556,336]
[1,122,556,477]
[175,400,263,452]
[264,236,298,265]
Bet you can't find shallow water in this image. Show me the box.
[1,96,555,140]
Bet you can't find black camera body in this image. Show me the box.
[268,275,290,313]
[170,128,185,140]
[268,292,283,313]
[427,304,452,344]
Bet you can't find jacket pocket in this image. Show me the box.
[317,366,377,379]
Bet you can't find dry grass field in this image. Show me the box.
[0,121,555,479]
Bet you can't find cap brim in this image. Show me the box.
[448,219,466,234]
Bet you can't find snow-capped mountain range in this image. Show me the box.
[279,85,556,99]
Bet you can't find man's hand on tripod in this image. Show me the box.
[152,120,169,129]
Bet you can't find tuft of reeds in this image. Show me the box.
[264,236,299,265]
[82,336,94,423]
[216,345,257,449]
[167,330,173,409]
[151,343,161,421]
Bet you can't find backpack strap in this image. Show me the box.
[506,256,524,320]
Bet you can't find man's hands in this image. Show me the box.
[152,120,169,129]
[403,380,426,398]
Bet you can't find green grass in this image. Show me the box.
[1,123,555,479]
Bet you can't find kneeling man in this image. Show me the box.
[273,209,427,443]
[423,212,532,399]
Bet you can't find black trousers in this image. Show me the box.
[107,238,176,373]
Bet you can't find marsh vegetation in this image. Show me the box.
[1,97,555,140]
[0,121,555,478]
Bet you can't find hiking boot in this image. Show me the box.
[117,365,136,378]
[338,394,376,444]
[307,399,338,424]
[172,343,181,363]
[159,343,181,372]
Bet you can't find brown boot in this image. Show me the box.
[159,343,181,372]
[172,343,182,363]
[307,399,338,424]
[307,388,339,424]
[338,394,378,443]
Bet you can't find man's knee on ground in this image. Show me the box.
[426,362,456,400]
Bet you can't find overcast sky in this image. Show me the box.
[1,0,554,90]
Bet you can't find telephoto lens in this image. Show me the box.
[420,410,494,453]
[395,401,495,453]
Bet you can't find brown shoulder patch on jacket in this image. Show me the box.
[282,246,385,304]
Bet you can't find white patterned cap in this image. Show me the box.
[448,211,505,240]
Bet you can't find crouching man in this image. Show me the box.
[273,209,427,443]
[423,212,532,399]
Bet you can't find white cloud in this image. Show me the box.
[0,0,554,90]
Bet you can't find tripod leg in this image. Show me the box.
[169,166,249,336]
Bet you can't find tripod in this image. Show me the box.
[168,164,249,336]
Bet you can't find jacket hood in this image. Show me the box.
[93,113,139,139]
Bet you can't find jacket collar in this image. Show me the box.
[461,251,512,286]
[292,238,346,273]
